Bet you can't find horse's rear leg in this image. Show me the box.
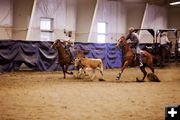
[147,65,154,73]
[137,66,147,82]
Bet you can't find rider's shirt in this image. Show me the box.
[126,32,141,54]
[160,35,170,45]
[126,32,139,47]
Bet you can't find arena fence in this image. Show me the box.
[0,40,124,72]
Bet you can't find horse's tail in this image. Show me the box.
[142,50,154,65]
[151,54,161,65]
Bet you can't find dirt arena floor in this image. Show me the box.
[0,65,180,120]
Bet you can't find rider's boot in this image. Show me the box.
[137,53,143,67]
[69,52,74,64]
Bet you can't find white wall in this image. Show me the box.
[0,0,180,43]
[76,0,96,42]
[139,4,167,43]
[13,0,34,40]
[0,0,13,39]
[27,0,77,41]
[88,0,127,43]
[126,3,146,31]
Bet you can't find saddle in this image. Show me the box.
[131,48,144,66]
[65,47,74,63]
[57,49,73,64]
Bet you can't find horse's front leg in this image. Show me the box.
[61,65,66,79]
[116,61,129,80]
[65,65,73,75]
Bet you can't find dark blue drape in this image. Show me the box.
[0,40,122,72]
[75,42,122,69]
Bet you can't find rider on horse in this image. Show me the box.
[126,27,143,67]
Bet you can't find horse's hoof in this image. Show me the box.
[116,75,120,80]
[116,73,121,80]
[99,78,105,81]
[116,76,120,80]
[136,78,144,82]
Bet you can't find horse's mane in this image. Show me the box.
[120,36,126,41]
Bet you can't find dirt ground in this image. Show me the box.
[0,65,180,120]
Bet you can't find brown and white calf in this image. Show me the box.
[74,57,103,79]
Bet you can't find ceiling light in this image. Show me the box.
[170,1,180,5]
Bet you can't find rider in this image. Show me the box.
[160,32,171,48]
[159,32,171,64]
[126,27,143,67]
[64,39,75,63]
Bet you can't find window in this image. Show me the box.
[97,22,106,43]
[40,18,53,41]
[40,18,53,31]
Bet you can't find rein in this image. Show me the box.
[118,39,134,61]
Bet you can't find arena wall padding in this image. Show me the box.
[0,40,123,72]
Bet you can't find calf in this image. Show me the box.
[74,57,103,79]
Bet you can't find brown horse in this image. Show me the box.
[51,39,73,78]
[116,36,155,82]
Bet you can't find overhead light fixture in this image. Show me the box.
[170,1,180,5]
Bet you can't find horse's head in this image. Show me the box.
[117,36,127,48]
[51,39,63,48]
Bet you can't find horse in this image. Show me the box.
[143,43,172,67]
[116,36,156,82]
[51,39,73,78]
